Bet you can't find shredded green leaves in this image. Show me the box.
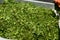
[0,1,59,40]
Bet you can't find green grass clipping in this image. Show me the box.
[0,1,59,40]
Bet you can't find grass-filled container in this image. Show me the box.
[0,0,59,40]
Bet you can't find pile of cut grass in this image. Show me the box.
[0,0,59,40]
